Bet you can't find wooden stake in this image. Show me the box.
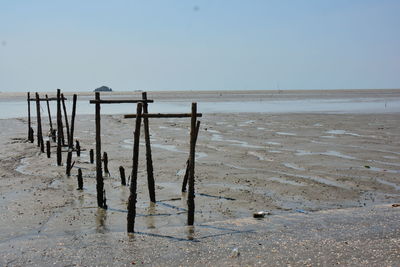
[127,102,143,233]
[90,149,94,164]
[57,89,62,166]
[35,93,43,149]
[103,152,109,177]
[69,94,77,148]
[95,92,104,208]
[142,92,156,203]
[45,94,53,134]
[61,93,70,146]
[187,103,197,225]
[77,168,83,190]
[119,166,126,186]
[75,140,81,157]
[66,150,72,176]
[46,140,51,158]
[27,92,33,142]
[182,120,201,192]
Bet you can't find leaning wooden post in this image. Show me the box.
[77,168,83,190]
[187,103,197,225]
[69,94,77,148]
[103,152,110,177]
[75,140,81,157]
[119,166,126,186]
[45,94,53,136]
[142,92,156,203]
[46,140,51,158]
[27,92,34,142]
[61,93,70,146]
[127,102,143,233]
[35,92,43,149]
[182,120,201,192]
[56,89,62,166]
[95,92,104,208]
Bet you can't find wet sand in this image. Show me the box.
[0,90,399,266]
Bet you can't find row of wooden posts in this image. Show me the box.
[27,90,201,233]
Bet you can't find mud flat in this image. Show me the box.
[0,90,399,265]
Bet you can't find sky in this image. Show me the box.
[0,0,399,92]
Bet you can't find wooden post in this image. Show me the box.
[69,94,77,148]
[57,89,62,166]
[119,166,126,186]
[66,151,72,176]
[90,149,94,164]
[77,168,83,190]
[187,103,197,225]
[182,120,201,192]
[103,152,109,177]
[45,94,53,135]
[75,140,81,157]
[61,93,70,146]
[46,140,51,158]
[127,102,143,233]
[27,92,34,143]
[35,93,43,149]
[95,92,104,208]
[142,92,156,203]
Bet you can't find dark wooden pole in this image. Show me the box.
[61,93,70,146]
[95,92,104,208]
[187,103,197,225]
[75,140,81,157]
[182,120,201,192]
[77,168,83,190]
[142,92,156,203]
[57,89,62,166]
[119,166,126,186]
[90,149,94,164]
[69,94,77,148]
[66,151,72,176]
[127,102,143,233]
[103,152,109,177]
[27,92,34,143]
[35,92,43,149]
[46,140,51,158]
[45,94,53,134]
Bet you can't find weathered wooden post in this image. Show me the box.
[142,92,156,203]
[69,94,77,148]
[57,89,62,166]
[103,152,110,177]
[77,168,83,190]
[95,92,104,208]
[35,92,43,150]
[90,149,94,164]
[66,151,72,176]
[187,103,197,225]
[45,94,53,137]
[127,103,143,233]
[119,166,126,186]
[75,140,81,157]
[61,93,70,146]
[46,140,51,158]
[27,92,34,143]
[182,120,201,192]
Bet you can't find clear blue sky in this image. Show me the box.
[0,0,399,92]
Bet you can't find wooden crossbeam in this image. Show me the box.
[124,113,202,119]
[29,97,67,101]
[89,99,153,104]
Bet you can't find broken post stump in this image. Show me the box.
[61,93,70,147]
[77,168,83,190]
[127,102,143,233]
[90,149,94,164]
[119,166,126,186]
[66,150,72,176]
[142,92,156,203]
[187,103,197,225]
[57,89,62,166]
[46,141,51,158]
[75,140,81,157]
[182,120,201,192]
[103,152,110,177]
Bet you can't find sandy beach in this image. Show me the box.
[1,90,399,266]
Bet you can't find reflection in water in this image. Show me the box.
[96,208,108,233]
[146,203,156,229]
[186,225,195,240]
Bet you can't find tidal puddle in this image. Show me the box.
[276,132,296,136]
[326,130,360,136]
[283,163,305,171]
[266,141,281,146]
[376,178,400,190]
[15,158,31,175]
[295,150,357,160]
